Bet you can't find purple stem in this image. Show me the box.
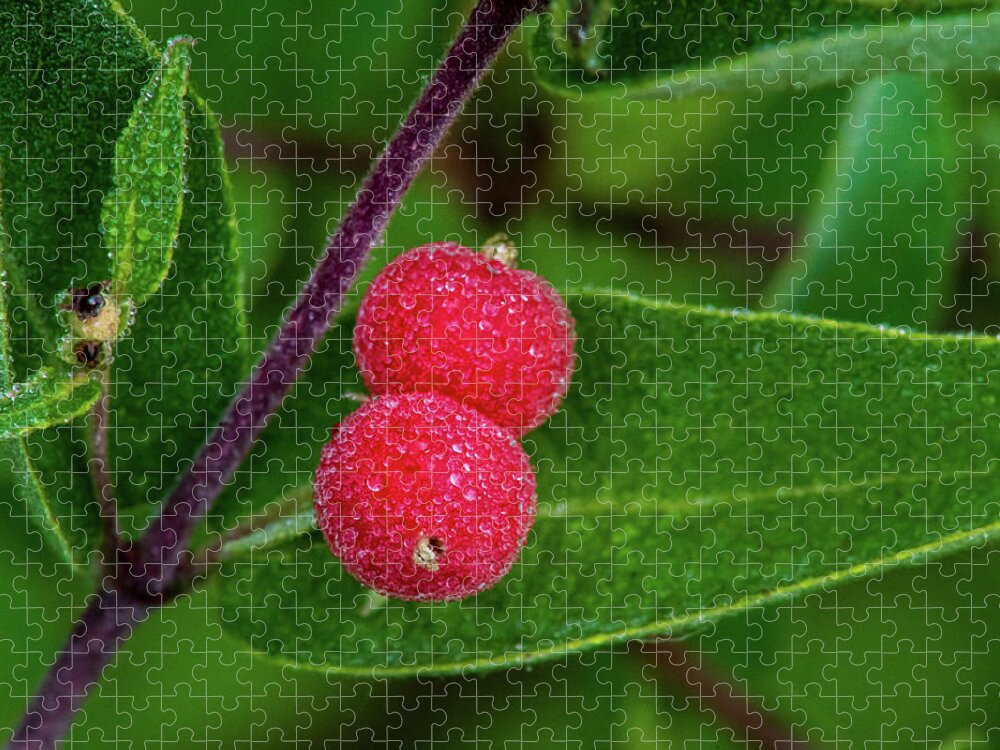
[7,589,148,750]
[6,2,536,747]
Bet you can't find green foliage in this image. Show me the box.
[0,0,247,542]
[109,92,248,534]
[974,98,1000,261]
[531,1,1000,98]
[0,0,156,562]
[0,0,155,359]
[768,73,964,328]
[213,291,1000,676]
[0,0,997,744]
[0,370,100,440]
[124,0,463,143]
[106,37,193,308]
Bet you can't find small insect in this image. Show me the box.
[58,280,121,368]
[64,281,111,321]
[73,340,105,369]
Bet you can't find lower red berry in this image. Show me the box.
[353,243,576,435]
[314,392,537,601]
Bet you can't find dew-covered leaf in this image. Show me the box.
[530,2,1000,99]
[0,369,101,441]
[106,37,192,309]
[0,0,155,361]
[0,0,157,562]
[213,291,1000,677]
[0,1,245,547]
[109,92,249,536]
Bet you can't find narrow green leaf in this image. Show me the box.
[531,3,1000,99]
[219,496,314,561]
[214,291,1000,677]
[0,368,101,440]
[109,93,249,536]
[106,36,193,308]
[767,73,964,328]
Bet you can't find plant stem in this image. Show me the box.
[88,377,121,564]
[640,640,815,750]
[5,3,536,747]
[132,0,539,599]
[7,589,148,750]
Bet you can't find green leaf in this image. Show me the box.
[530,3,1000,99]
[213,291,1000,677]
[0,2,245,544]
[767,73,964,328]
[0,369,101,440]
[0,0,156,361]
[109,92,249,535]
[106,37,193,308]
[218,488,313,561]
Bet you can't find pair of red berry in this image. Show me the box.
[313,242,576,601]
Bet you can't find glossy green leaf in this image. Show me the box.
[530,2,1000,99]
[109,92,249,535]
[106,37,192,308]
[767,73,964,328]
[0,369,101,440]
[0,0,155,361]
[213,291,1000,677]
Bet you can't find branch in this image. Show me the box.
[88,377,121,564]
[640,640,815,750]
[6,589,148,750]
[132,0,539,599]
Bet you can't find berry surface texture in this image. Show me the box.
[354,243,576,435]
[314,392,538,601]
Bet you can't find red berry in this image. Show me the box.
[353,243,576,435]
[314,392,537,601]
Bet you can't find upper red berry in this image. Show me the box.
[353,243,576,435]
[314,392,537,601]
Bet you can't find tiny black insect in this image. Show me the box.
[67,281,110,320]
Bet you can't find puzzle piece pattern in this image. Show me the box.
[0,0,998,747]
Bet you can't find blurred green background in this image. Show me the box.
[2,0,999,746]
